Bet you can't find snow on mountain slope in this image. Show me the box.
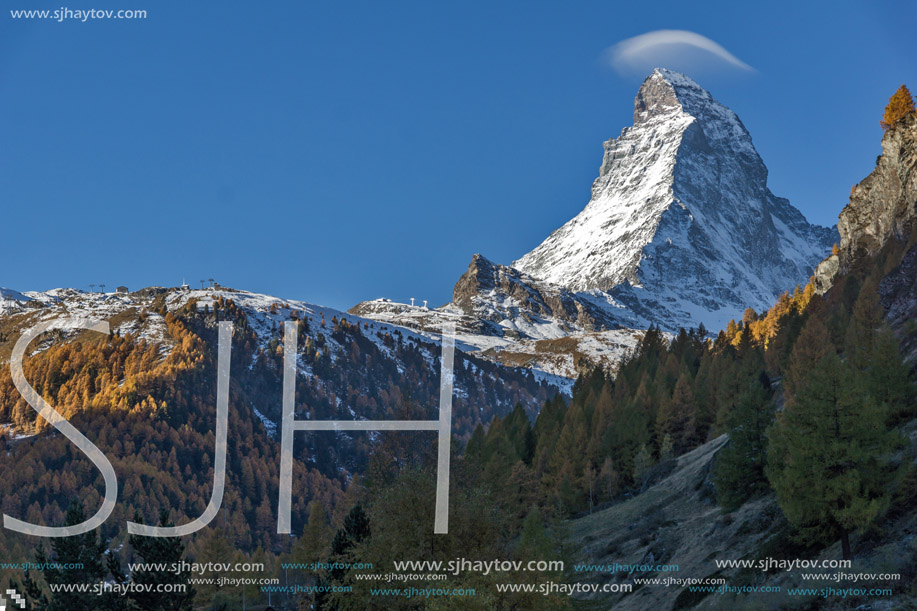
[0,287,31,307]
[0,286,566,412]
[1,286,447,362]
[479,328,644,387]
[514,69,837,331]
[350,255,646,380]
[450,254,633,339]
[353,70,835,379]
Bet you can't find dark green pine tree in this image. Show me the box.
[868,327,914,423]
[843,278,884,372]
[504,403,535,465]
[126,511,196,611]
[17,501,126,611]
[316,504,371,609]
[331,504,371,564]
[507,506,569,610]
[481,416,520,484]
[464,423,486,466]
[766,353,900,559]
[531,395,567,475]
[714,383,774,511]
[656,373,696,455]
[602,387,651,489]
[844,283,914,422]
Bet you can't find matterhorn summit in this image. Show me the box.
[514,68,836,331]
[352,69,838,380]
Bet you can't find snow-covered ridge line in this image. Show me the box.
[354,68,836,379]
[0,285,571,405]
[512,68,836,332]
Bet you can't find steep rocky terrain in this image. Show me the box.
[815,113,917,293]
[351,254,637,341]
[568,422,917,610]
[449,254,629,338]
[813,112,917,363]
[515,69,835,332]
[354,70,834,380]
[840,114,917,263]
[566,103,917,611]
[350,256,646,381]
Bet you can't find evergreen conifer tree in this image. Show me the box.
[127,511,196,611]
[633,445,653,492]
[291,501,331,565]
[714,383,774,511]
[656,373,696,454]
[18,502,124,611]
[767,353,899,559]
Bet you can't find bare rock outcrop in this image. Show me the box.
[817,112,917,294]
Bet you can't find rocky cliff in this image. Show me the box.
[353,70,841,380]
[451,254,627,338]
[840,113,917,261]
[814,113,917,293]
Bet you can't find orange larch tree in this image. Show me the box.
[880,84,915,130]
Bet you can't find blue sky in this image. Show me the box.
[1,0,915,310]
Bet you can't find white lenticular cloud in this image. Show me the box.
[607,30,754,75]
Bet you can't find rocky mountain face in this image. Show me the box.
[350,254,622,341]
[841,114,917,260]
[812,113,917,364]
[350,254,645,382]
[569,114,917,608]
[514,69,836,332]
[815,113,917,293]
[354,70,835,380]
[809,111,917,362]
[450,254,623,338]
[351,254,630,340]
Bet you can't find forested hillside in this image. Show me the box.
[312,230,915,610]
[1,85,914,611]
[0,292,555,608]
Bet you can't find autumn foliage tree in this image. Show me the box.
[880,84,915,131]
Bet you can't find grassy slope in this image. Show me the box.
[566,421,917,610]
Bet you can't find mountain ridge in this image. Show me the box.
[352,69,835,379]
[513,68,836,331]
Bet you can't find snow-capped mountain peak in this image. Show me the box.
[513,68,836,331]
